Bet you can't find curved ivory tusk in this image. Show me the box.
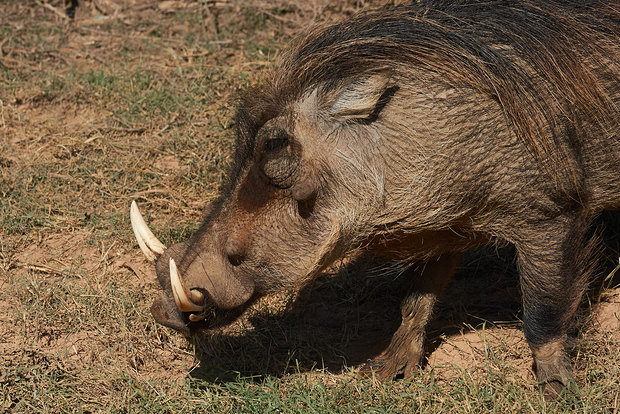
[188,314,205,322]
[169,257,204,313]
[130,200,166,262]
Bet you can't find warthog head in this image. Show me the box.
[129,70,400,334]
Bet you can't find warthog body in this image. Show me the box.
[132,0,620,398]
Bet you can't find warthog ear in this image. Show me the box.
[328,69,394,121]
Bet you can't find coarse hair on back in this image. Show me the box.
[238,0,620,192]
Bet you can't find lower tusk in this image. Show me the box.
[130,201,166,262]
[169,257,204,313]
[188,314,205,322]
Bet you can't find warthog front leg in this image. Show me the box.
[359,252,461,379]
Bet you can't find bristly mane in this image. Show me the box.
[237,0,620,189]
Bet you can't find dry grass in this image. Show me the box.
[1,1,620,413]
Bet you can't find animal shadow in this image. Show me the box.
[190,210,620,383]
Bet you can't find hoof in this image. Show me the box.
[539,377,580,401]
[357,358,409,380]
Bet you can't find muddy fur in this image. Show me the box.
[147,0,620,400]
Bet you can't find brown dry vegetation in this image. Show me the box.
[1,1,619,413]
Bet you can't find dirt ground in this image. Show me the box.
[1,0,620,411]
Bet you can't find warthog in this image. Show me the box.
[131,0,620,399]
